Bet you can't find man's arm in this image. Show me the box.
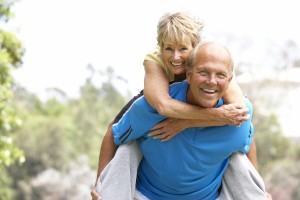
[246,140,258,170]
[91,121,118,200]
[95,121,118,186]
[94,94,164,183]
[91,94,162,199]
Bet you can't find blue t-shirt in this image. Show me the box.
[112,81,254,200]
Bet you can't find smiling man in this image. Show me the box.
[106,42,267,199]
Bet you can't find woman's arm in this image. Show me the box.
[143,60,248,125]
[148,108,248,142]
[223,75,246,106]
[148,117,226,141]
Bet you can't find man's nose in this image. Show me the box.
[206,75,217,85]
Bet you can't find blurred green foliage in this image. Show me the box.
[1,1,299,199]
[6,67,300,199]
[0,0,25,198]
[8,67,127,198]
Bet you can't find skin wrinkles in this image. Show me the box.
[186,43,233,108]
[162,40,193,75]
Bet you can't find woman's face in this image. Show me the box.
[161,40,193,75]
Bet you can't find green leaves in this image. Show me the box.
[0,135,24,166]
[0,30,25,67]
[0,0,24,169]
[0,0,15,22]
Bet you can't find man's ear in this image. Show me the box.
[186,69,192,84]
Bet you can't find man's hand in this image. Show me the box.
[148,118,187,142]
[217,104,249,126]
[91,187,102,200]
[266,192,272,200]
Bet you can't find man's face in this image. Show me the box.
[161,40,193,75]
[186,45,232,108]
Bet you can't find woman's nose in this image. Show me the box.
[173,50,182,59]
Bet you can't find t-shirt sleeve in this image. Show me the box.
[112,96,166,145]
[144,48,174,81]
[239,123,254,154]
[144,49,164,66]
[238,97,254,154]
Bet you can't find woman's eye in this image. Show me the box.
[181,47,188,52]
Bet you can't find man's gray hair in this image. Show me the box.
[188,42,234,75]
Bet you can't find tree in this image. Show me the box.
[0,0,25,198]
[253,112,289,171]
[0,0,25,165]
[69,66,127,168]
[7,66,127,199]
[8,88,76,199]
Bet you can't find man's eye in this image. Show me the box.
[165,47,172,51]
[217,73,227,78]
[199,71,207,76]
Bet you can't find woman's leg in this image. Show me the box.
[96,141,142,200]
[218,153,267,200]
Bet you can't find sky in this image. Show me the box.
[7,0,300,136]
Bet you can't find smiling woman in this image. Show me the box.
[9,0,300,139]
[10,0,300,100]
[4,1,299,200]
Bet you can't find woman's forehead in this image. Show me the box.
[163,38,193,47]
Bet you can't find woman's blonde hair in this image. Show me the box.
[157,11,204,52]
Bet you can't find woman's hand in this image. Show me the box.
[148,118,187,142]
[148,104,250,142]
[217,104,250,126]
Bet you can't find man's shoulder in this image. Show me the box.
[169,81,188,101]
[244,96,253,113]
[169,80,188,89]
